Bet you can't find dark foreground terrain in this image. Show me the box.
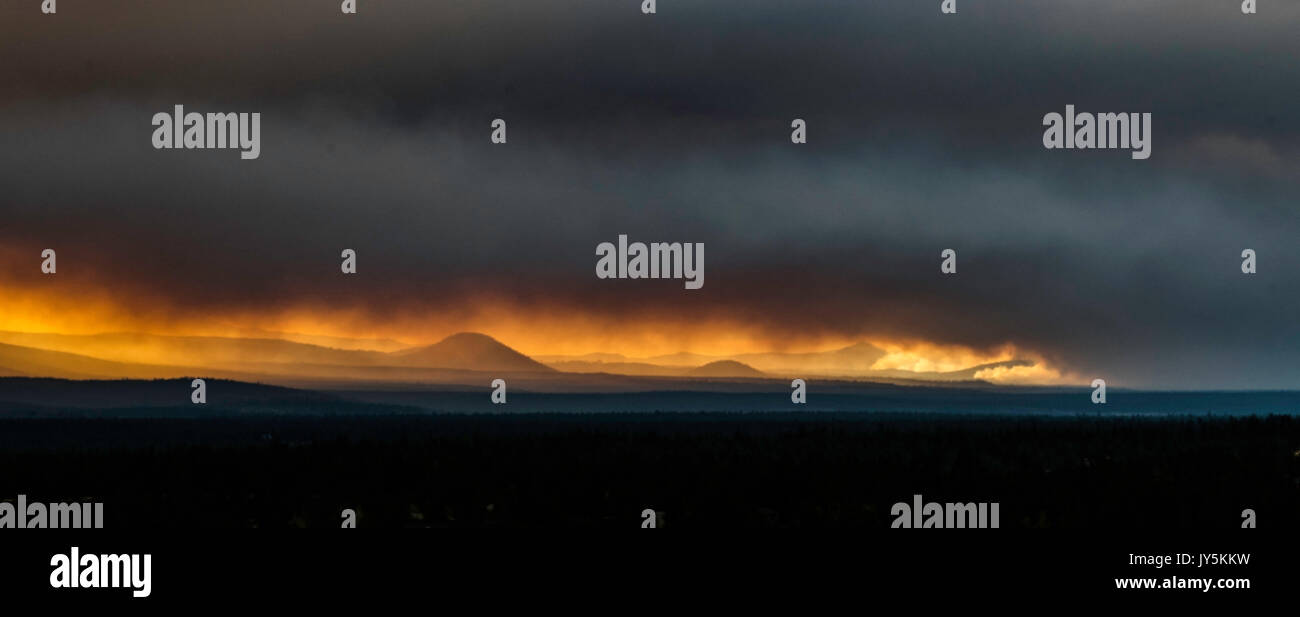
[1,412,1296,529]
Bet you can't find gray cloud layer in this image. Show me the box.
[1,1,1298,388]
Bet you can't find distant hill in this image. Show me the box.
[549,342,892,375]
[549,359,768,378]
[744,342,888,374]
[533,352,630,364]
[538,344,1033,382]
[0,331,391,368]
[543,361,688,377]
[686,360,766,378]
[0,341,179,380]
[0,331,556,377]
[232,330,413,352]
[391,333,555,373]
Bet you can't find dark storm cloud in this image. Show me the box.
[1,0,1298,387]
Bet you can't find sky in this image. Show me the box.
[1,0,1298,388]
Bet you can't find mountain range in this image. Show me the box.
[0,329,1028,390]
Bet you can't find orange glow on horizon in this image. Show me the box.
[0,281,1072,385]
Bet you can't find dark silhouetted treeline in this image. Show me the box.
[0,412,1296,528]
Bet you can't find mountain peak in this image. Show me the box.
[393,333,554,373]
[687,360,766,378]
[438,332,502,345]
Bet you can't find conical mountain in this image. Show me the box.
[391,332,555,373]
